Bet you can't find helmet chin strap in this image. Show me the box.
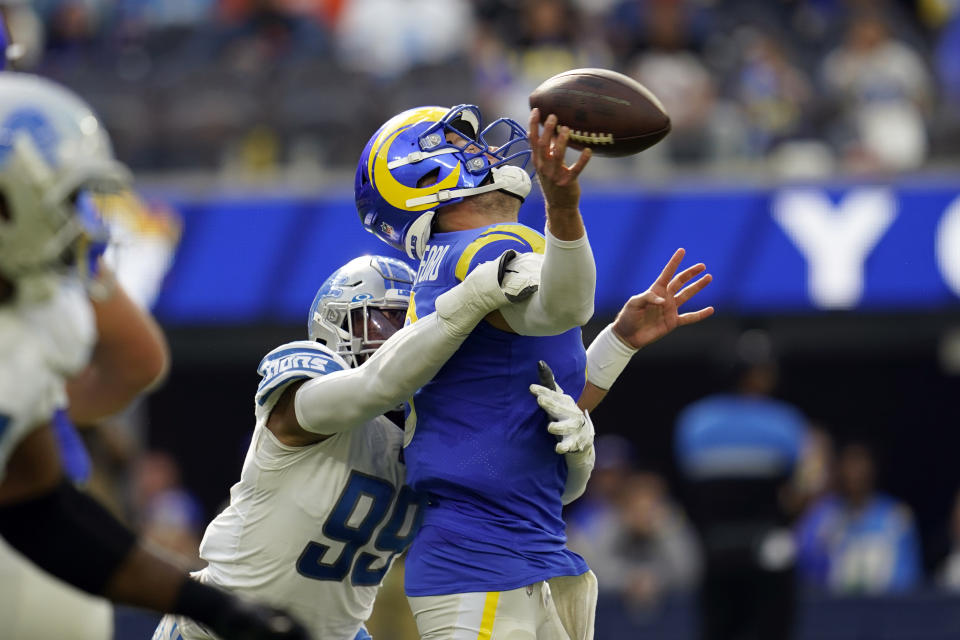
[404,166,532,208]
[403,166,533,260]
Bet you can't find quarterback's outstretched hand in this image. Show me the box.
[612,248,714,350]
[530,364,595,454]
[529,108,591,214]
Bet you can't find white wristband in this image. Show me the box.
[586,324,638,390]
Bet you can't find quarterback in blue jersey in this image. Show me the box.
[153,251,600,640]
[357,104,714,640]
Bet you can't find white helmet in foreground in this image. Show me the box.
[0,72,130,301]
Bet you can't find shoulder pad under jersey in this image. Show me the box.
[255,340,349,411]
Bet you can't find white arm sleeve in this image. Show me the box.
[498,228,595,336]
[294,312,468,435]
[562,444,595,505]
[295,249,544,435]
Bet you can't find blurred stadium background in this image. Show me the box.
[5,0,960,637]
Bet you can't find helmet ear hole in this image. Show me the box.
[417,167,441,188]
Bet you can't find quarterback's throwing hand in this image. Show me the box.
[529,108,591,213]
[530,377,595,454]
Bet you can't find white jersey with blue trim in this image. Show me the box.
[160,341,423,640]
[0,281,95,482]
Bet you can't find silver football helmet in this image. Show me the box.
[308,255,415,367]
[0,71,130,301]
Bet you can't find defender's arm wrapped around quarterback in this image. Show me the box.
[498,228,595,336]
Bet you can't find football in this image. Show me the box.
[528,68,671,157]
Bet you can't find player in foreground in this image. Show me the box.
[0,70,310,640]
[152,250,592,640]
[357,103,713,639]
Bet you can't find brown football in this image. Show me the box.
[529,68,671,157]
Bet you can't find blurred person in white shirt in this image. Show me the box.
[821,11,934,172]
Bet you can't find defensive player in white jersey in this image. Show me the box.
[152,249,598,640]
[0,68,312,640]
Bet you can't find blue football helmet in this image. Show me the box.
[355,104,533,260]
[308,255,415,367]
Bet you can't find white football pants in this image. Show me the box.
[407,570,597,640]
[0,537,113,640]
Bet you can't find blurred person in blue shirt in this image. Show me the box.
[566,433,637,539]
[675,329,812,640]
[133,451,205,570]
[796,441,923,593]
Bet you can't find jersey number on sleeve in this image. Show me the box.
[296,470,425,586]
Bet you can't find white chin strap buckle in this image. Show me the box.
[405,210,436,260]
[490,165,532,201]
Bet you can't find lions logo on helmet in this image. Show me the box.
[355,104,533,261]
[0,72,128,302]
[308,255,415,367]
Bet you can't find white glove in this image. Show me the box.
[435,249,540,336]
[499,251,542,302]
[529,380,595,454]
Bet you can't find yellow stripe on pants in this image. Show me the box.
[477,591,500,640]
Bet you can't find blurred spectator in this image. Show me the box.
[133,450,205,569]
[115,0,214,31]
[606,0,712,68]
[733,30,814,157]
[186,0,331,75]
[471,21,516,118]
[821,11,934,172]
[43,0,100,59]
[512,0,602,80]
[481,0,612,121]
[572,471,701,609]
[567,433,637,538]
[13,0,959,176]
[627,0,718,163]
[796,442,923,593]
[937,488,960,589]
[675,330,810,640]
[934,5,960,106]
[335,0,474,79]
[1,2,45,69]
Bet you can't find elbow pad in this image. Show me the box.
[0,480,137,595]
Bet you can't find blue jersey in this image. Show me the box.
[403,222,589,596]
